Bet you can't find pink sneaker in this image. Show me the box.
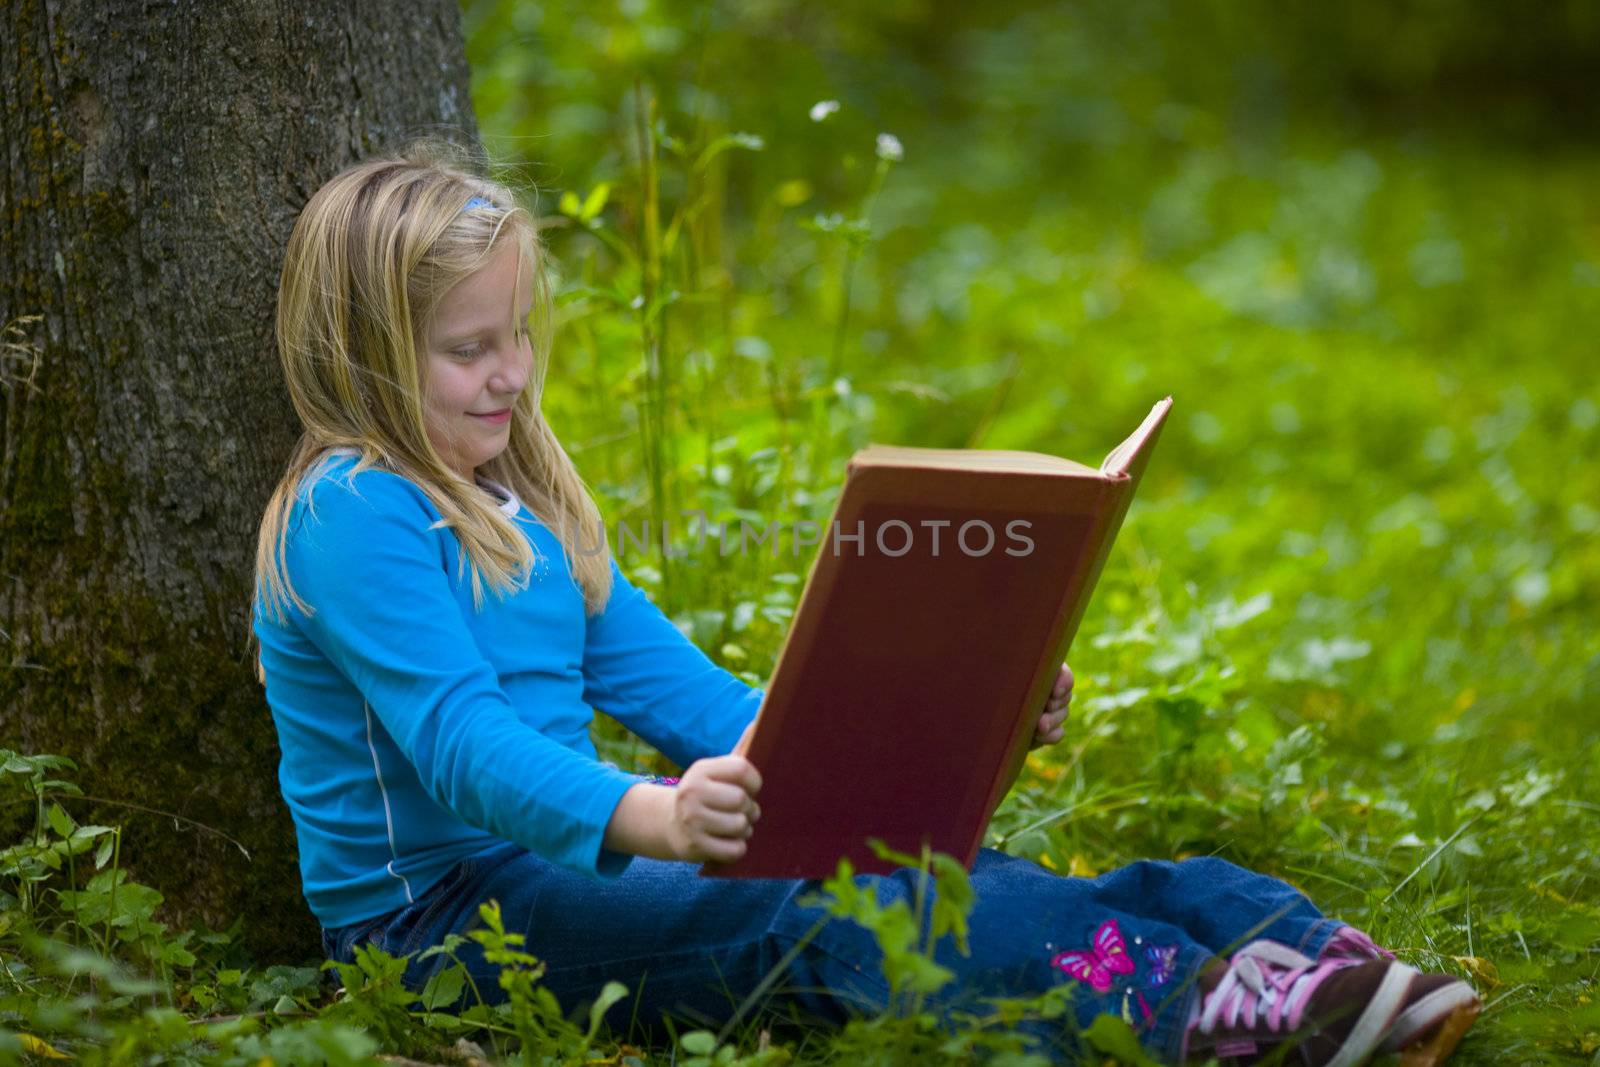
[1319,924,1396,962]
[1183,939,1481,1067]
[1183,941,1414,1066]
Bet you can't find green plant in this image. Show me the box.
[798,840,1103,1065]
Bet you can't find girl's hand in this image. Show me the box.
[1029,662,1074,751]
[665,754,762,864]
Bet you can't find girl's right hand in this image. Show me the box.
[665,754,762,864]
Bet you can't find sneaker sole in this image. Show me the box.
[1382,981,1481,1051]
[1397,1000,1480,1067]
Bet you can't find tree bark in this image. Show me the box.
[1,0,478,960]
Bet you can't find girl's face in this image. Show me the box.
[421,239,535,480]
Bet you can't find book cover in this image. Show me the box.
[702,398,1173,879]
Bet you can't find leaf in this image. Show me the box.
[580,182,611,222]
[586,980,630,1042]
[1266,636,1372,683]
[417,932,468,960]
[679,1030,717,1055]
[896,953,955,995]
[929,853,975,956]
[558,190,581,217]
[1449,955,1500,988]
[1209,591,1273,630]
[15,1033,70,1059]
[86,868,128,892]
[1082,1012,1162,1066]
[421,963,466,1011]
[93,836,114,869]
[1553,915,1600,952]
[866,838,925,870]
[163,942,197,967]
[45,802,74,839]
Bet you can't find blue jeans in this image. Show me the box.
[322,843,1340,1064]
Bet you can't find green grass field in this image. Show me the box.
[496,6,1600,1061]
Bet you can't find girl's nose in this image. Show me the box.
[492,350,528,395]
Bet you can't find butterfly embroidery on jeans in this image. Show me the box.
[1145,943,1177,987]
[1049,918,1135,992]
[1049,919,1179,1029]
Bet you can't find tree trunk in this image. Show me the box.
[1,0,478,961]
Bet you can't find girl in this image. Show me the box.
[251,144,1480,1066]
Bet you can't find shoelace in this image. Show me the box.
[1191,941,1354,1037]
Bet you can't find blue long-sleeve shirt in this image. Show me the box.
[252,452,763,929]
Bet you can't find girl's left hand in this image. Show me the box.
[1029,662,1073,751]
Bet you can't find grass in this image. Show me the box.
[490,18,1600,1059]
[2,3,1597,1063]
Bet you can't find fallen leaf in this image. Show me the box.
[17,1034,70,1060]
[1450,955,1500,989]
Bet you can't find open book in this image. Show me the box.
[702,397,1173,879]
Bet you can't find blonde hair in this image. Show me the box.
[252,142,613,673]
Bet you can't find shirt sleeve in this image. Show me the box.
[581,558,764,769]
[286,470,642,880]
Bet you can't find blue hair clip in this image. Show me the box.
[462,196,495,212]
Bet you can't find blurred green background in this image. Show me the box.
[461,2,1599,1061]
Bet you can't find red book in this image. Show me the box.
[702,398,1173,879]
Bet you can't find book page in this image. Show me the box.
[1101,397,1175,475]
[851,444,1100,476]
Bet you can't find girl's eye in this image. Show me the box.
[451,322,529,359]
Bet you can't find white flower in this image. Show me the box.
[875,132,904,162]
[809,99,840,123]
